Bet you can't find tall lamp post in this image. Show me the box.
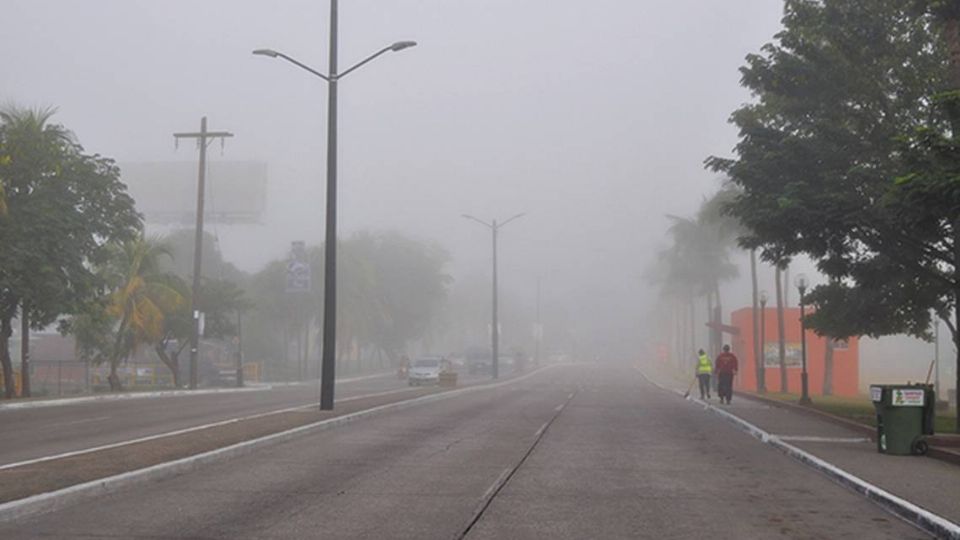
[795,274,812,405]
[759,290,768,393]
[462,213,526,379]
[253,3,416,411]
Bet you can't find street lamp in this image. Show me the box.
[254,0,416,411]
[794,273,812,405]
[759,290,768,393]
[462,213,526,379]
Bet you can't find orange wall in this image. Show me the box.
[729,307,859,397]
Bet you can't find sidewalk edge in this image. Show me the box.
[0,372,395,411]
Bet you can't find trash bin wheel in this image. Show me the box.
[911,439,929,456]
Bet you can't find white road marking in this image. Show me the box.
[775,435,872,444]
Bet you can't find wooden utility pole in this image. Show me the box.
[174,117,233,390]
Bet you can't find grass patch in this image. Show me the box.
[757,392,958,434]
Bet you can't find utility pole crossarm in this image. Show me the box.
[174,131,234,139]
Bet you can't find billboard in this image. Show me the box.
[120,161,267,225]
[762,342,802,368]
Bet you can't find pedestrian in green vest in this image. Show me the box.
[696,349,713,400]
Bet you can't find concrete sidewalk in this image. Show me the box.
[643,365,960,530]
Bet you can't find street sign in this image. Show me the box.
[286,241,311,293]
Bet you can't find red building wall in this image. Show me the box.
[729,307,859,397]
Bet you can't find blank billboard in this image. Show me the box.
[120,161,267,225]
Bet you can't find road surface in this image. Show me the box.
[0,364,927,539]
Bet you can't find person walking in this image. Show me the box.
[696,349,712,400]
[715,344,739,404]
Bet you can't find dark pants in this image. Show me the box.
[718,372,734,403]
[697,374,711,399]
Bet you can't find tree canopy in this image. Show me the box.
[0,107,141,397]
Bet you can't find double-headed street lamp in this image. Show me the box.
[759,290,768,393]
[254,0,416,411]
[794,273,812,405]
[462,213,526,379]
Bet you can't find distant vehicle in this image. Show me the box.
[468,354,515,376]
[408,356,443,386]
[465,346,492,375]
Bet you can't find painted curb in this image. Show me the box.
[0,365,560,524]
[637,368,960,540]
[0,386,267,411]
[0,372,397,412]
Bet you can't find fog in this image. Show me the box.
[1,1,785,360]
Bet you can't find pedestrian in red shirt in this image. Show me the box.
[715,345,739,404]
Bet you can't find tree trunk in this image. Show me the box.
[750,250,761,392]
[688,295,696,376]
[675,300,683,371]
[0,315,15,398]
[776,265,788,393]
[282,326,289,375]
[713,281,723,356]
[108,360,121,391]
[823,336,835,396]
[952,306,960,433]
[155,342,180,388]
[706,291,714,357]
[303,322,310,379]
[20,305,30,398]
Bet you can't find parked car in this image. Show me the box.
[408,356,443,386]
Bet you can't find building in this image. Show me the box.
[728,307,860,397]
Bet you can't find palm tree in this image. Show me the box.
[102,235,183,390]
[665,212,738,357]
[649,203,739,374]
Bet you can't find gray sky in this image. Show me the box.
[1,0,785,357]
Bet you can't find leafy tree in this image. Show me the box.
[153,276,248,387]
[708,0,960,421]
[0,107,140,398]
[244,231,451,378]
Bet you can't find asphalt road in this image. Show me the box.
[0,364,928,539]
[0,372,486,468]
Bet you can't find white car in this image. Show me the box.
[408,357,443,386]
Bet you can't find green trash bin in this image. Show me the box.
[870,384,935,456]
